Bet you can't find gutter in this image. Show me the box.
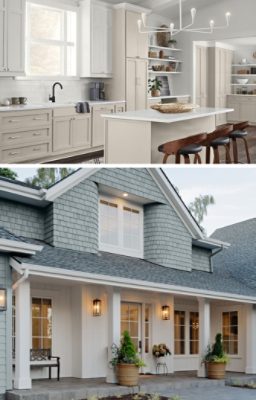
[210,245,225,273]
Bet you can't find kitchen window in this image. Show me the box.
[32,298,52,349]
[99,196,143,257]
[26,2,77,77]
[222,311,238,355]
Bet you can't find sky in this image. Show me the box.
[12,166,256,236]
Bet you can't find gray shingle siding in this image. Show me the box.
[144,203,192,271]
[46,180,99,253]
[90,168,167,204]
[0,255,12,398]
[192,246,211,272]
[0,199,44,240]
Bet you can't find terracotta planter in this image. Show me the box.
[207,362,226,379]
[117,364,139,386]
[151,89,161,97]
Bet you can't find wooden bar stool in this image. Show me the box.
[202,125,233,164]
[158,133,207,164]
[229,121,251,164]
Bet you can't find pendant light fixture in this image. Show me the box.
[138,0,231,36]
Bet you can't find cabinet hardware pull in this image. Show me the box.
[33,117,44,121]
[33,148,41,151]
[8,136,21,140]
[8,119,20,123]
[33,132,41,136]
[9,152,19,156]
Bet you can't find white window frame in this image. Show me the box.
[32,297,53,350]
[174,308,199,357]
[99,195,144,258]
[25,0,79,79]
[222,310,239,356]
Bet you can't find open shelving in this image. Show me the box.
[149,45,182,52]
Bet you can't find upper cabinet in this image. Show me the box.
[126,10,148,59]
[0,0,25,76]
[80,0,113,78]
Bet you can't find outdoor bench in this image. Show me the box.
[30,349,60,380]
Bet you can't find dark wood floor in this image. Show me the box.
[47,127,256,165]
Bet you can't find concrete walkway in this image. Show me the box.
[155,385,256,400]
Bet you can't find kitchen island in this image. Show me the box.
[103,107,234,164]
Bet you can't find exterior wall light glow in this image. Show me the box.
[123,193,128,197]
[162,305,170,320]
[0,289,7,311]
[93,299,102,316]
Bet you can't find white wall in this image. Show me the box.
[175,0,256,96]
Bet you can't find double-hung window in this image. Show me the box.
[32,298,52,349]
[26,2,77,77]
[174,310,199,355]
[99,196,143,258]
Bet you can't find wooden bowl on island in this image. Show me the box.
[151,103,199,114]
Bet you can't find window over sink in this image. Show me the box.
[26,2,77,77]
[99,196,143,258]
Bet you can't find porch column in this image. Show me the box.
[245,304,256,373]
[197,298,210,377]
[14,279,32,389]
[106,288,121,383]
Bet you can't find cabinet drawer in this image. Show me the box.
[0,110,51,131]
[1,128,50,147]
[1,143,49,163]
[53,107,78,118]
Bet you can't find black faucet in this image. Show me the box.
[49,82,63,103]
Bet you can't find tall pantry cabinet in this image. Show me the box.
[208,45,233,125]
[110,4,149,111]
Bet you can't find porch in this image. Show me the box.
[7,372,229,400]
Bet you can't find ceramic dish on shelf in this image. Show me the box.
[236,78,249,84]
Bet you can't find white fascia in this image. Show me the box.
[0,239,43,255]
[0,180,46,201]
[10,258,256,304]
[45,168,97,201]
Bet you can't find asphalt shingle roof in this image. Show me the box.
[12,239,256,299]
[212,218,256,290]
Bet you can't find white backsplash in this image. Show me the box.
[0,78,113,105]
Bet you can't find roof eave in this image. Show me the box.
[0,239,43,255]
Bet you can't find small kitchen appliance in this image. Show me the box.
[89,82,105,101]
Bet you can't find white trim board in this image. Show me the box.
[10,258,256,304]
[0,239,43,255]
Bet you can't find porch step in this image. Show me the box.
[7,377,225,400]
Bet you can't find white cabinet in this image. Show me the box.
[126,10,148,59]
[195,46,208,107]
[80,0,112,78]
[0,0,25,75]
[53,109,91,154]
[126,58,148,111]
[209,46,233,125]
[92,104,115,147]
[227,95,256,124]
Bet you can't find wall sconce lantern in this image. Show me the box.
[161,305,170,320]
[0,289,7,311]
[93,299,102,316]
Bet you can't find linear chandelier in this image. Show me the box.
[138,0,231,36]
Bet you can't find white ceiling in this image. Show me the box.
[105,0,221,18]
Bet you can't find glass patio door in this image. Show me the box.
[121,302,142,352]
[121,302,152,373]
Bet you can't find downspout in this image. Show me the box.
[209,245,224,273]
[12,269,29,291]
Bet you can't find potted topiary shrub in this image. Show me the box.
[148,78,162,97]
[203,333,229,379]
[111,331,145,386]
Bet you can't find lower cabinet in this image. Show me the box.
[227,95,256,124]
[92,104,115,147]
[126,58,148,111]
[53,113,91,154]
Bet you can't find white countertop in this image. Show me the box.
[0,100,126,112]
[102,107,234,124]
